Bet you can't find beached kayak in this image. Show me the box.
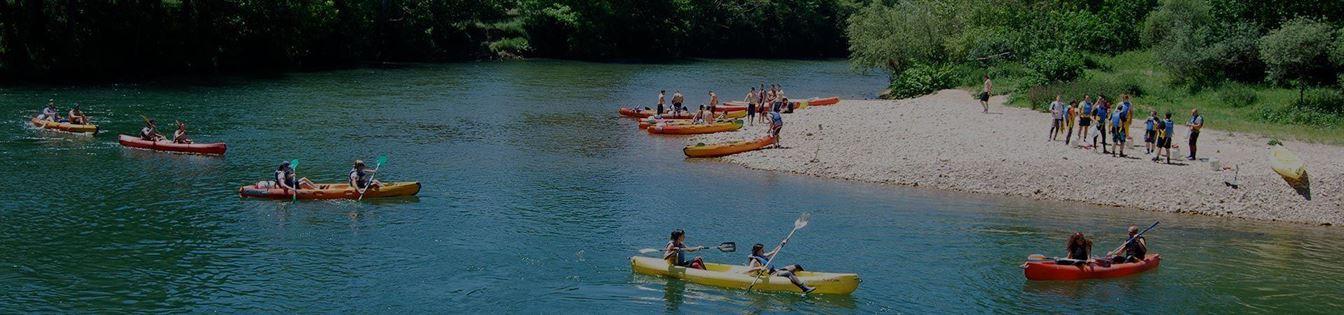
[1023,254,1161,281]
[238,181,421,200]
[630,256,860,295]
[638,112,747,129]
[30,117,98,134]
[619,107,693,119]
[805,96,840,106]
[684,136,775,158]
[1269,146,1307,187]
[118,134,227,155]
[648,120,743,135]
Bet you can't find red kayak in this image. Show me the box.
[806,96,840,106]
[1023,254,1161,281]
[618,107,693,119]
[118,134,227,155]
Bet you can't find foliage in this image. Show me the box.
[1258,17,1338,104]
[884,64,956,99]
[1217,84,1258,108]
[1024,49,1086,85]
[1142,0,1260,85]
[846,0,961,74]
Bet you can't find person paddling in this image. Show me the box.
[39,100,62,122]
[664,229,705,269]
[1065,232,1093,265]
[745,243,816,293]
[172,121,192,144]
[275,161,315,191]
[350,160,383,191]
[140,119,166,141]
[67,103,89,125]
[1107,225,1148,263]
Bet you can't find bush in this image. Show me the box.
[1024,49,1086,84]
[1143,0,1262,84]
[1259,17,1337,101]
[1217,85,1258,108]
[884,64,956,99]
[1300,90,1344,114]
[1253,104,1343,128]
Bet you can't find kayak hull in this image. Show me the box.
[1023,254,1161,281]
[1269,146,1307,187]
[238,181,421,200]
[648,120,743,135]
[639,113,746,129]
[684,136,775,158]
[30,117,98,134]
[807,96,840,106]
[630,256,860,295]
[619,107,692,119]
[118,134,227,155]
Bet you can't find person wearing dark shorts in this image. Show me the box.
[1143,111,1157,154]
[657,90,666,115]
[1187,108,1203,160]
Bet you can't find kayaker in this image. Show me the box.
[1159,112,1176,164]
[140,119,166,141]
[1110,101,1126,157]
[350,160,383,191]
[1121,95,1135,142]
[1078,95,1092,144]
[692,105,707,125]
[1187,108,1203,160]
[39,100,61,122]
[172,121,192,144]
[1093,96,1109,153]
[745,243,816,293]
[664,229,705,269]
[769,107,783,148]
[1108,225,1148,263]
[657,90,666,115]
[980,74,991,113]
[708,91,719,107]
[67,103,89,125]
[746,88,758,126]
[672,90,685,114]
[1144,111,1157,155]
[274,161,315,191]
[1064,100,1077,145]
[1065,232,1093,265]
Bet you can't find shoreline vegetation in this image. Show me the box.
[847,0,1344,144]
[692,91,1343,226]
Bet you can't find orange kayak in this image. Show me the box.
[806,96,840,106]
[238,182,421,200]
[684,136,775,157]
[30,117,98,134]
[648,120,743,135]
[1023,254,1161,281]
[618,107,693,119]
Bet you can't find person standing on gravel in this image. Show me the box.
[979,75,992,113]
[1078,95,1092,145]
[1048,96,1066,141]
[769,107,784,148]
[1093,96,1110,153]
[1187,108,1203,160]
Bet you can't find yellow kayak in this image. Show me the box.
[30,117,98,134]
[629,256,860,295]
[1269,146,1307,186]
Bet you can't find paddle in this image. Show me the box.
[357,155,388,201]
[1106,221,1159,257]
[638,242,737,255]
[747,212,811,291]
[289,159,300,202]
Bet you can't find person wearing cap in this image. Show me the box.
[140,119,165,141]
[274,161,315,191]
[67,103,89,125]
[1108,226,1148,263]
[349,160,382,190]
[172,121,192,144]
[39,100,61,122]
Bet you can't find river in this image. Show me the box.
[2,59,1342,313]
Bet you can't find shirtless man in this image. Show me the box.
[672,90,685,114]
[657,90,666,115]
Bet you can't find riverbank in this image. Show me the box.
[693,90,1344,226]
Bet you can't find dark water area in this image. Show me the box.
[2,59,1341,313]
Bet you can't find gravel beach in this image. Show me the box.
[693,90,1344,226]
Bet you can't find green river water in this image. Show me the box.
[2,59,1342,313]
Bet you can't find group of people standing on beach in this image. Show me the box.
[745,83,791,126]
[1045,93,1204,163]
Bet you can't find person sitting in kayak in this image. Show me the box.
[664,229,705,269]
[745,243,816,293]
[1065,232,1093,265]
[172,121,192,144]
[350,160,383,190]
[140,119,166,141]
[274,161,315,190]
[38,100,62,122]
[67,103,89,125]
[1108,225,1148,263]
[769,107,784,148]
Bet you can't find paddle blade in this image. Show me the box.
[638,248,660,255]
[289,159,300,169]
[794,212,811,229]
[717,242,736,253]
[376,155,388,165]
[1026,254,1048,262]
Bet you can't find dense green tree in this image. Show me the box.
[1258,17,1337,106]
